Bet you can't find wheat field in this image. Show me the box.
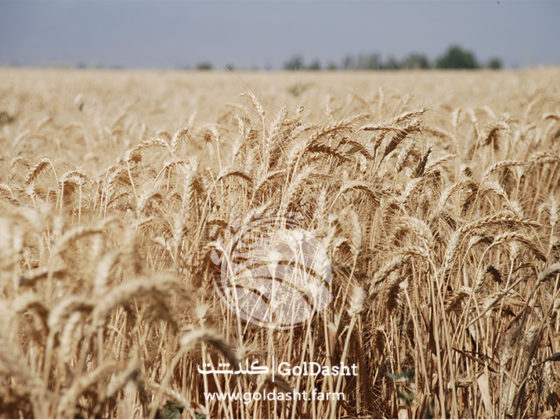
[1,68,560,419]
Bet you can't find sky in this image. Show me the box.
[0,0,559,70]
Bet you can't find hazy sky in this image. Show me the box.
[1,0,559,69]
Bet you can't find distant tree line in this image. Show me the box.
[191,45,501,71]
[66,44,502,71]
[283,45,502,71]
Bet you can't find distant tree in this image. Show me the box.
[436,45,478,69]
[356,55,368,70]
[284,56,304,70]
[487,57,502,69]
[225,63,235,71]
[366,54,382,70]
[401,53,431,69]
[196,62,213,71]
[342,55,356,70]
[383,56,401,70]
[354,54,381,70]
[307,59,321,71]
[326,61,338,71]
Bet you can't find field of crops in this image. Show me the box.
[1,68,560,418]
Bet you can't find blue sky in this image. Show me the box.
[1,0,559,69]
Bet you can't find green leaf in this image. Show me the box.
[0,111,15,126]
[386,368,414,380]
[397,389,415,403]
[156,401,184,419]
